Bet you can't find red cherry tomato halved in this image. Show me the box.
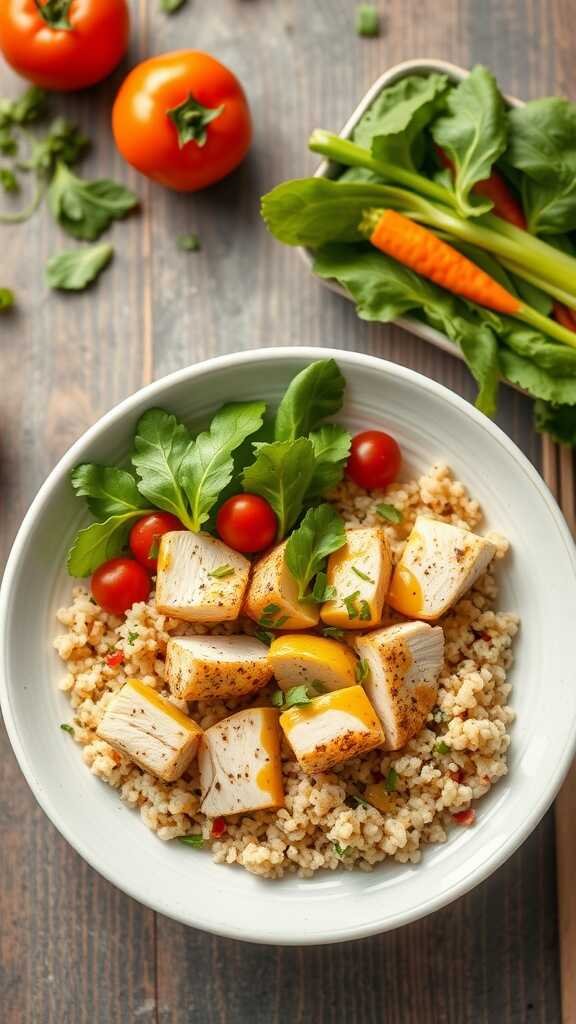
[91,557,151,616]
[129,512,183,572]
[216,494,277,553]
[346,430,402,491]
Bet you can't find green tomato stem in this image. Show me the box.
[308,131,459,211]
[519,304,576,350]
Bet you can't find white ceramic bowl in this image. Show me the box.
[2,347,576,945]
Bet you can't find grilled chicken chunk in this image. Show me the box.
[269,634,357,692]
[388,516,496,620]
[199,707,284,817]
[243,541,319,630]
[280,685,384,773]
[96,678,202,782]
[155,531,250,622]
[165,634,273,701]
[355,621,444,750]
[320,526,392,630]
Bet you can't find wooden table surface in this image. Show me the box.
[1,1,573,1021]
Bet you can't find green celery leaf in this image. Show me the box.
[284,503,346,598]
[431,65,508,218]
[67,512,143,577]
[368,74,449,172]
[180,402,266,531]
[274,359,346,441]
[132,409,194,527]
[71,464,150,520]
[507,98,576,234]
[242,438,315,539]
[499,348,576,405]
[45,243,113,291]
[49,162,138,240]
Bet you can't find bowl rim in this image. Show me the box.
[1,345,575,943]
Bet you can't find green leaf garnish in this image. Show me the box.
[274,359,346,442]
[435,740,450,755]
[71,464,149,520]
[178,834,204,848]
[343,590,360,619]
[25,117,89,177]
[355,4,379,37]
[0,169,18,193]
[127,632,139,645]
[242,437,315,540]
[0,287,14,312]
[322,626,345,639]
[284,504,346,599]
[376,503,403,524]
[208,564,235,579]
[271,689,285,708]
[351,565,374,583]
[333,841,352,857]
[355,658,369,683]
[348,793,370,808]
[48,162,138,241]
[45,243,113,291]
[358,600,372,621]
[384,767,398,793]
[60,723,74,734]
[305,424,352,500]
[67,512,144,577]
[310,572,337,603]
[272,683,325,709]
[161,0,187,11]
[255,628,275,646]
[132,409,194,528]
[177,232,201,251]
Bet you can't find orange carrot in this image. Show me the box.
[368,208,522,315]
[435,146,527,230]
[554,302,576,334]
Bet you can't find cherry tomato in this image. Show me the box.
[91,557,151,616]
[347,430,402,490]
[0,0,130,92]
[216,494,276,553]
[129,512,183,573]
[112,50,252,192]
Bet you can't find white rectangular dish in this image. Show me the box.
[299,58,523,365]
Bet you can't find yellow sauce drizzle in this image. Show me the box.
[256,709,285,806]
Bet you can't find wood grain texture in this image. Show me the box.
[0,0,571,1021]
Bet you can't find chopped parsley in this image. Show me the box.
[355,658,370,683]
[343,590,360,619]
[358,600,372,621]
[322,626,345,640]
[355,4,380,37]
[259,602,289,630]
[351,565,374,583]
[60,723,74,734]
[348,793,370,808]
[333,841,352,857]
[179,834,204,848]
[384,767,398,793]
[208,564,235,579]
[272,683,325,709]
[148,537,160,560]
[127,631,139,645]
[376,503,403,524]
[255,628,274,646]
[435,740,450,755]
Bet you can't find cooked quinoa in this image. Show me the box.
[53,464,518,879]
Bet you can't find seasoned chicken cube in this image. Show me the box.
[96,678,202,782]
[388,515,496,620]
[199,707,284,817]
[243,541,319,630]
[156,530,250,622]
[269,634,357,692]
[165,634,273,701]
[355,621,444,750]
[280,685,384,773]
[320,526,392,629]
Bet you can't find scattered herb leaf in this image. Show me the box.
[358,600,372,621]
[0,168,18,193]
[208,564,235,579]
[161,0,187,10]
[322,626,345,639]
[385,767,398,793]
[25,118,89,177]
[355,658,370,683]
[348,793,371,808]
[310,572,337,603]
[45,242,113,291]
[376,503,403,524]
[351,564,374,583]
[435,740,450,755]
[0,287,14,311]
[284,503,346,599]
[48,162,138,240]
[177,232,201,251]
[178,834,204,848]
[343,590,360,619]
[255,628,275,646]
[60,723,74,734]
[333,841,352,857]
[127,631,139,645]
[305,423,352,499]
[355,4,380,37]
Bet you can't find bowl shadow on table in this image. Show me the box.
[159,812,558,1024]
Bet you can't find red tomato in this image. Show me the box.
[346,430,402,490]
[452,808,476,827]
[106,650,125,668]
[216,494,277,553]
[129,512,183,573]
[112,50,252,192]
[211,816,227,838]
[91,557,151,616]
[0,0,130,92]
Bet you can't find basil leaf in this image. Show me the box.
[274,359,346,441]
[507,98,576,234]
[67,511,144,577]
[261,177,406,247]
[431,65,508,218]
[45,242,113,291]
[276,684,322,709]
[132,409,194,528]
[364,74,449,172]
[284,504,346,599]
[305,424,352,499]
[71,464,150,520]
[242,438,315,539]
[376,503,403,524]
[49,162,138,240]
[534,401,576,445]
[180,402,266,531]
